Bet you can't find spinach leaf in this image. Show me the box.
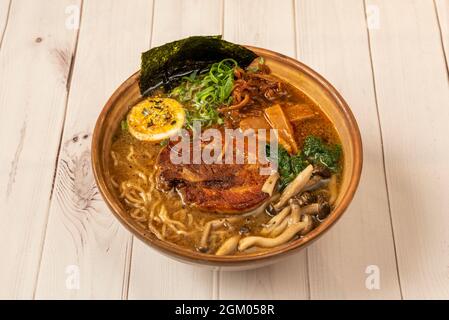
[303,135,342,172]
[266,135,341,190]
[267,145,309,190]
[290,153,309,175]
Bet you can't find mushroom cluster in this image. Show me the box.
[213,164,337,255]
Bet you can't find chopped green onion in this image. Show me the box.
[121,120,128,131]
[170,58,238,128]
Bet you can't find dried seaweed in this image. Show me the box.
[139,35,258,95]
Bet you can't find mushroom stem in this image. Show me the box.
[241,193,280,217]
[301,202,331,219]
[261,172,280,196]
[215,235,241,256]
[329,174,338,205]
[260,205,291,236]
[289,201,301,224]
[303,176,330,192]
[300,214,313,235]
[274,165,313,210]
[238,222,307,251]
[198,217,240,252]
[301,203,320,215]
[199,222,213,251]
[270,218,289,237]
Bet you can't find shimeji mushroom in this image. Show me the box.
[303,175,330,192]
[260,205,291,236]
[241,193,280,218]
[261,172,280,196]
[328,174,338,205]
[289,200,301,224]
[274,165,313,210]
[299,214,313,235]
[312,163,332,178]
[238,221,307,251]
[269,217,289,237]
[269,201,303,237]
[198,217,240,253]
[215,235,241,256]
[301,201,331,219]
[296,191,316,206]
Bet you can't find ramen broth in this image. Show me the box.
[109,75,341,255]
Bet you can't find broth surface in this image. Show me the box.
[109,73,341,255]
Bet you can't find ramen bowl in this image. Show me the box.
[92,46,363,270]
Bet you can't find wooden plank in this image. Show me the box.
[223,0,296,58]
[0,0,80,299]
[0,0,11,44]
[127,0,221,300]
[35,0,153,299]
[294,0,401,299]
[219,0,309,300]
[150,0,224,47]
[435,0,449,71]
[367,0,449,299]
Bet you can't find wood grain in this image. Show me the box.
[294,0,401,299]
[435,0,449,72]
[219,0,309,300]
[0,0,80,299]
[224,0,296,58]
[35,0,153,299]
[0,0,447,300]
[150,0,224,47]
[367,0,449,299]
[126,0,222,300]
[0,0,10,45]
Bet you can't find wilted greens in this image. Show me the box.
[268,135,342,190]
[269,146,308,190]
[303,135,342,173]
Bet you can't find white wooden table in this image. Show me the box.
[0,0,448,300]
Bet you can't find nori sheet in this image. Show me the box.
[139,35,258,95]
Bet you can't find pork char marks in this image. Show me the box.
[155,141,269,214]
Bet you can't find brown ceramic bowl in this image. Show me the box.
[92,46,362,270]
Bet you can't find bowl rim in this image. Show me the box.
[92,45,363,265]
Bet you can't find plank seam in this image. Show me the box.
[213,269,220,300]
[124,0,156,300]
[292,0,298,60]
[121,236,134,300]
[149,0,156,48]
[220,0,225,36]
[293,0,311,300]
[0,0,12,52]
[433,0,449,80]
[32,0,85,299]
[305,250,311,299]
[362,0,403,299]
